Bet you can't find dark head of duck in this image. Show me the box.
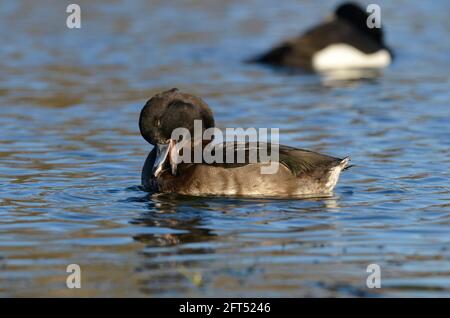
[139,88,215,177]
[335,2,384,46]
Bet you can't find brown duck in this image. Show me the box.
[139,88,349,197]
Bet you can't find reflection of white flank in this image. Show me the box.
[312,44,391,71]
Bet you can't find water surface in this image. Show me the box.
[1,0,450,297]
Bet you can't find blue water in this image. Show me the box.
[0,0,449,297]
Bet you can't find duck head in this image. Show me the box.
[335,2,385,47]
[139,88,215,177]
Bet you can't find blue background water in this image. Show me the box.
[0,0,449,297]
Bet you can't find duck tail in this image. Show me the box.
[339,157,352,171]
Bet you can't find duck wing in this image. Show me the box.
[203,142,347,176]
[278,145,347,176]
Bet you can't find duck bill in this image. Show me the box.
[152,140,178,177]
